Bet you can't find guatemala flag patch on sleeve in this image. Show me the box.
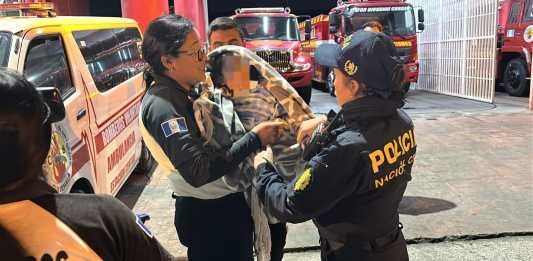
[161,117,188,138]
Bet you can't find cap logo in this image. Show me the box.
[344,60,358,76]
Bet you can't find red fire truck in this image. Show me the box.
[232,7,314,103]
[497,0,533,97]
[300,0,424,96]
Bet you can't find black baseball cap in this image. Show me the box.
[315,31,403,98]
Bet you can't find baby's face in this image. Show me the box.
[221,55,251,96]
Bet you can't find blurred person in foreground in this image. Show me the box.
[0,68,174,261]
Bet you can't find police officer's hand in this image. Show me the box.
[297,116,327,145]
[252,121,286,146]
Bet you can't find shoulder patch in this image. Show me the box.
[135,214,154,238]
[294,168,313,192]
[161,117,188,138]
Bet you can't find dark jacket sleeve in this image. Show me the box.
[179,131,262,187]
[142,94,262,188]
[254,132,367,223]
[98,196,175,261]
[34,194,177,261]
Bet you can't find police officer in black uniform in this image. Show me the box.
[254,31,417,261]
[140,15,283,261]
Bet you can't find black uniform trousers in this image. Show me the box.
[174,192,253,261]
[268,222,287,261]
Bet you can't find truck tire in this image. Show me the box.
[503,58,530,97]
[70,180,93,194]
[296,85,312,104]
[327,70,336,97]
[135,141,154,174]
[402,82,411,94]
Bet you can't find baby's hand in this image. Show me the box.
[254,147,273,169]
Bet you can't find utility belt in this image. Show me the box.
[321,223,405,255]
[366,223,404,251]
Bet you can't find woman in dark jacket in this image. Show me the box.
[254,31,415,261]
[139,15,283,261]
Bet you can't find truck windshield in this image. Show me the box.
[346,6,416,36]
[235,16,300,41]
[0,32,12,67]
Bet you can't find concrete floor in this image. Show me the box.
[117,88,533,259]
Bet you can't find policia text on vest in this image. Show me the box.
[369,129,416,189]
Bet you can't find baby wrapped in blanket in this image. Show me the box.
[192,46,314,261]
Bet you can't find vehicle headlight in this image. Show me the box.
[293,62,311,72]
[408,64,418,73]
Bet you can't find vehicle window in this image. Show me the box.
[24,35,75,99]
[235,17,300,41]
[73,28,146,93]
[525,0,533,22]
[0,32,11,67]
[508,1,521,24]
[346,6,416,36]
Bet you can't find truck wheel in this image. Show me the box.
[296,85,312,104]
[327,71,336,97]
[296,85,313,104]
[402,82,411,94]
[312,80,327,92]
[503,58,530,97]
[70,180,93,194]
[135,141,154,174]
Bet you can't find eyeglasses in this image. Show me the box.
[177,43,207,61]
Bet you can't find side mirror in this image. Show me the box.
[305,20,312,34]
[37,87,65,123]
[418,9,425,23]
[418,23,425,31]
[329,13,339,33]
[305,20,312,40]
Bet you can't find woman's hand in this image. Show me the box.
[297,116,327,145]
[252,121,287,146]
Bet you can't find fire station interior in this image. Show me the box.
[40,0,533,109]
[206,0,531,109]
[53,0,334,23]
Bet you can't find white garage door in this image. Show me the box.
[409,0,498,103]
